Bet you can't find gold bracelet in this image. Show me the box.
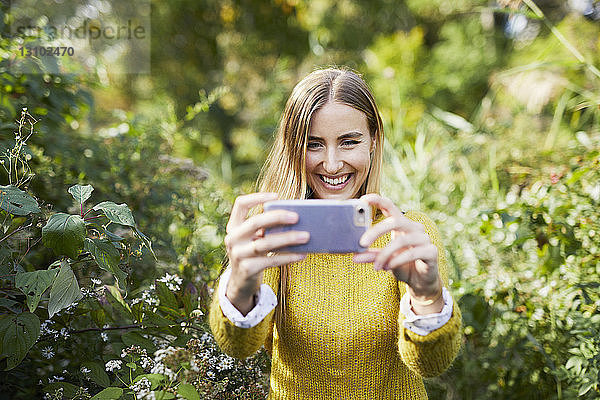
[410,286,443,307]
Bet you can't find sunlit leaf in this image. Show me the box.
[42,213,86,259]
[93,201,136,227]
[0,185,40,215]
[68,184,94,206]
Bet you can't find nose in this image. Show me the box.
[323,148,343,174]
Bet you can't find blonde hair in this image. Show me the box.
[255,66,385,328]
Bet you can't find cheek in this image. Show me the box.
[348,151,371,172]
[305,154,318,173]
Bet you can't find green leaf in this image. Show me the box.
[105,285,132,317]
[125,362,137,370]
[81,361,110,388]
[0,312,40,370]
[177,383,200,400]
[104,229,125,242]
[42,213,86,259]
[0,185,41,215]
[93,201,136,227]
[578,381,594,396]
[155,281,179,310]
[0,298,19,312]
[84,238,126,290]
[90,387,124,400]
[68,184,94,206]
[15,269,59,312]
[48,261,83,318]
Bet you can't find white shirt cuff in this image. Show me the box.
[217,267,278,329]
[399,287,454,336]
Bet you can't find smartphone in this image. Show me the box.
[263,199,372,253]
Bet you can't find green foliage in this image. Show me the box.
[0,185,41,215]
[2,0,600,398]
[0,312,40,370]
[42,213,86,259]
[15,268,58,312]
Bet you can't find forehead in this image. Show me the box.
[309,102,369,137]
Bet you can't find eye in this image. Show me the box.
[307,141,322,149]
[342,140,360,146]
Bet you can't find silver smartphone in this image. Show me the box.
[263,199,372,253]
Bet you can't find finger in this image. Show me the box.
[226,192,278,233]
[353,249,380,264]
[385,243,438,272]
[238,230,310,259]
[228,209,299,245]
[374,231,431,270]
[360,215,425,248]
[360,194,404,219]
[236,253,307,277]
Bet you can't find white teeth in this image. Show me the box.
[321,175,349,185]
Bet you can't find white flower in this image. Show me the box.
[141,290,158,306]
[131,377,151,396]
[105,359,122,372]
[150,362,176,381]
[140,356,153,370]
[60,328,70,339]
[101,332,109,342]
[157,273,183,291]
[40,321,57,337]
[81,366,91,374]
[91,278,102,285]
[41,346,54,359]
[215,354,235,371]
[154,346,177,362]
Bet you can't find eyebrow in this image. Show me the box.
[308,131,364,141]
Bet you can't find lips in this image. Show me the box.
[317,173,352,190]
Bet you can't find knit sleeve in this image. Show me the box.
[208,266,279,359]
[396,210,463,378]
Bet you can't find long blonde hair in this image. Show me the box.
[255,66,385,328]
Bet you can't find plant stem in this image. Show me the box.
[0,222,33,243]
[18,236,42,265]
[523,0,600,80]
[70,323,203,334]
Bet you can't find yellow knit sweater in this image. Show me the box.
[209,210,462,399]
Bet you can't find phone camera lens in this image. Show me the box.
[358,208,364,214]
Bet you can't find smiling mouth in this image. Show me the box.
[319,174,352,186]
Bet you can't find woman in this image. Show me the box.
[209,67,462,399]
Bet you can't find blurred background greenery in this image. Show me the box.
[0,0,599,398]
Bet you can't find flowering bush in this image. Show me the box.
[0,110,270,399]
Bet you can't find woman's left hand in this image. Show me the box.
[353,194,442,307]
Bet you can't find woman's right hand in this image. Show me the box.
[224,192,309,315]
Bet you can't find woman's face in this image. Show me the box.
[306,101,374,200]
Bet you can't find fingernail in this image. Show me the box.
[286,213,298,222]
[360,236,368,247]
[296,232,309,241]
